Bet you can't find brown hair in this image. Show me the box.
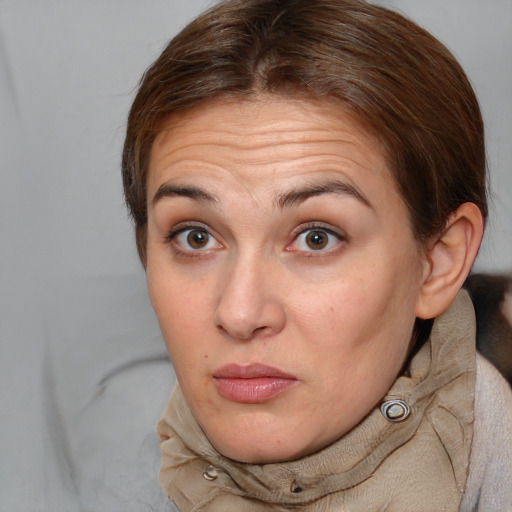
[122,0,487,265]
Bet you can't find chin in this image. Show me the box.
[219,444,304,464]
[207,425,316,464]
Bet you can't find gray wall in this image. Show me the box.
[1,1,510,509]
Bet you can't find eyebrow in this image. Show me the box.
[276,180,372,209]
[151,183,217,207]
[151,178,372,210]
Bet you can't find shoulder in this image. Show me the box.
[460,354,512,511]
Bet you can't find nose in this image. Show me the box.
[213,255,286,341]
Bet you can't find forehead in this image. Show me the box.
[147,95,396,203]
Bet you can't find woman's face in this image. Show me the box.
[146,97,428,464]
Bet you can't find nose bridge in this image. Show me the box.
[214,249,285,340]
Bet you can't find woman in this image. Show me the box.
[122,0,512,510]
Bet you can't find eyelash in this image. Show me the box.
[165,223,222,256]
[164,222,345,256]
[288,222,345,254]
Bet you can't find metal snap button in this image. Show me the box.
[202,466,219,481]
[290,481,303,493]
[380,399,410,422]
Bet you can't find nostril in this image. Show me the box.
[214,317,278,341]
[215,322,265,341]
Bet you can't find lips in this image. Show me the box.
[213,363,299,403]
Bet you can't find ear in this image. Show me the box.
[416,202,484,319]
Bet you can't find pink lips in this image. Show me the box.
[213,363,299,403]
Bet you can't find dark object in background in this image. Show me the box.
[464,273,512,387]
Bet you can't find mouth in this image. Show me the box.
[212,363,299,404]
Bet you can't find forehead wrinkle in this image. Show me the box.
[155,131,361,155]
[152,142,373,175]
[153,111,376,173]
[150,152,380,214]
[155,106,365,149]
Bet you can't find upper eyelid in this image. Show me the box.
[292,222,345,239]
[165,222,211,239]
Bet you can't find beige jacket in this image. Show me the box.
[157,291,487,511]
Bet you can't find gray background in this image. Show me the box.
[1,1,511,510]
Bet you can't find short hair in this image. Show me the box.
[122,0,487,265]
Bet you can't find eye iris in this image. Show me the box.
[306,230,328,250]
[187,229,209,249]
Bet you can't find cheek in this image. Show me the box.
[146,263,212,363]
[289,276,392,349]
[291,259,420,382]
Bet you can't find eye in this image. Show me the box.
[292,227,342,252]
[170,227,221,252]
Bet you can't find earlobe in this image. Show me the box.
[415,203,484,319]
